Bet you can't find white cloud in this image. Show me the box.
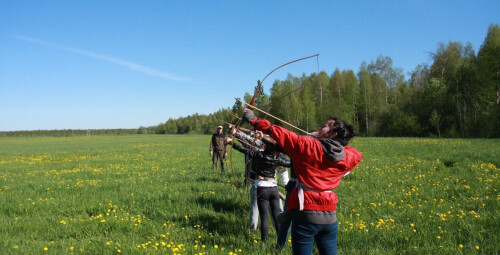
[5,34,189,81]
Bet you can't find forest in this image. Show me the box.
[2,24,498,138]
[152,24,499,138]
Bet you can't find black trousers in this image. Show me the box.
[257,186,281,241]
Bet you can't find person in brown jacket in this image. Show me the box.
[209,126,228,172]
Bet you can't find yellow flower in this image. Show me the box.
[459,244,463,248]
[13,245,19,249]
[475,246,480,250]
[44,247,48,251]
[214,245,218,249]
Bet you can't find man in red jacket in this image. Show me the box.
[242,109,362,255]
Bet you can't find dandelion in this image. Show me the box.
[44,247,48,251]
[475,246,480,250]
[459,244,463,248]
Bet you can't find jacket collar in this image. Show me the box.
[318,138,345,162]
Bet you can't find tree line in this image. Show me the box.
[155,24,500,138]
[4,24,498,138]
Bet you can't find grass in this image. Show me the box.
[0,135,498,254]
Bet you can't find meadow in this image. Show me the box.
[0,135,498,254]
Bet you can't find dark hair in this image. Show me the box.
[327,117,356,146]
[261,136,286,154]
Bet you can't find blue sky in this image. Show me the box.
[1,1,499,131]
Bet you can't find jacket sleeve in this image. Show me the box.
[232,143,249,154]
[235,131,263,148]
[277,157,292,168]
[233,143,266,161]
[254,118,310,159]
[209,135,214,152]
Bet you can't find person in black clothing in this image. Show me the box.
[230,136,291,242]
[209,126,228,172]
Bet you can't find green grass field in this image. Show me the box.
[0,135,498,254]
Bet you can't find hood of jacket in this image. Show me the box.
[318,138,345,163]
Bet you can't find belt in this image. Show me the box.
[259,177,276,182]
[296,182,332,211]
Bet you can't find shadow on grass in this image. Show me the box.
[196,195,246,214]
[197,169,238,181]
[191,212,242,235]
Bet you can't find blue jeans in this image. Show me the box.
[291,216,338,255]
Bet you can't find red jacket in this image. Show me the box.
[254,118,363,211]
